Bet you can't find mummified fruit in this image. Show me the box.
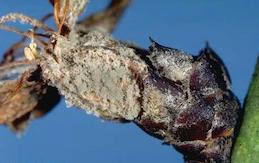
[38,30,239,163]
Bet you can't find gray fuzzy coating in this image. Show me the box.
[149,41,193,82]
[39,30,148,121]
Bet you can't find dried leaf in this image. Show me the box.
[0,61,60,133]
[51,0,88,34]
[78,0,131,33]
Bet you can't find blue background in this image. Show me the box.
[0,1,258,163]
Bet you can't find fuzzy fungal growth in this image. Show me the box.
[39,31,149,121]
[37,29,240,163]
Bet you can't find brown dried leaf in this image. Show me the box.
[0,61,60,133]
[78,0,131,33]
[51,0,88,35]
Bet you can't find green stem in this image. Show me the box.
[231,58,259,163]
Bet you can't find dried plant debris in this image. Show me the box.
[0,0,240,162]
[49,0,88,29]
[0,62,37,124]
[0,61,60,133]
[49,0,88,35]
[78,0,132,33]
[1,13,53,64]
[0,13,60,133]
[0,12,60,133]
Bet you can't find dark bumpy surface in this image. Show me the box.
[135,41,240,163]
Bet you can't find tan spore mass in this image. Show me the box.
[39,31,148,121]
